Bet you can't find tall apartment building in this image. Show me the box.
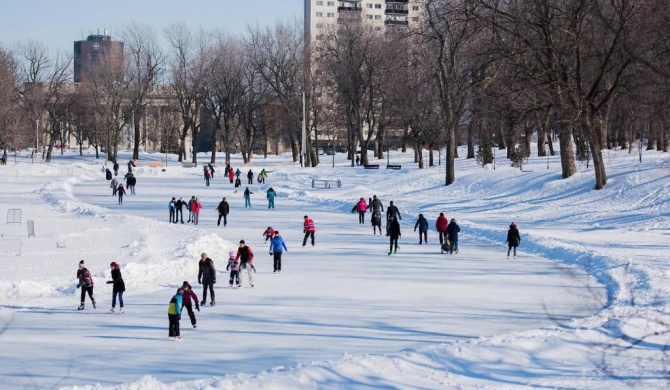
[304,0,424,42]
[74,33,124,83]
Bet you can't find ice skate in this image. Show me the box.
[108,307,115,314]
[77,303,85,311]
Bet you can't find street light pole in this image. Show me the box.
[546,141,550,169]
[493,148,496,170]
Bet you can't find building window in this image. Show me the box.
[366,15,373,19]
[316,11,323,17]
[367,3,373,8]
[412,17,418,22]
[327,12,335,17]
[375,14,382,20]
[375,4,382,9]
[316,23,324,28]
[413,6,420,11]
[327,1,334,6]
[316,0,323,5]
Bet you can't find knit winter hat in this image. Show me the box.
[177,287,184,295]
[274,231,279,235]
[79,260,85,267]
[239,239,246,244]
[229,250,237,258]
[110,262,118,268]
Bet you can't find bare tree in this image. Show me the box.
[0,45,22,157]
[165,23,209,163]
[247,20,311,165]
[123,22,164,160]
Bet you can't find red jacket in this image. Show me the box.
[304,218,316,233]
[436,215,448,232]
[182,289,199,305]
[228,170,235,180]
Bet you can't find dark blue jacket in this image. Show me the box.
[414,216,428,232]
[447,222,460,241]
[269,235,288,253]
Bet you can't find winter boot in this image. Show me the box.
[210,299,215,306]
[78,303,85,310]
[92,299,96,309]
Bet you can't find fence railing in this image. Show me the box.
[0,238,22,256]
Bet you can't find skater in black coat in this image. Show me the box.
[106,262,125,314]
[506,222,521,259]
[113,161,119,176]
[197,253,216,306]
[387,219,401,255]
[216,197,230,226]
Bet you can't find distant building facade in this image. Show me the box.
[74,34,124,83]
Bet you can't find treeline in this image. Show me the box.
[0,0,669,189]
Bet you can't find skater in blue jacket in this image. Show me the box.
[269,230,288,272]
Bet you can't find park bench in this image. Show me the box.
[181,162,197,168]
[386,164,402,170]
[148,162,164,168]
[364,164,380,169]
[131,161,142,168]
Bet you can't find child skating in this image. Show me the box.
[226,250,241,287]
[76,260,96,310]
[168,288,184,340]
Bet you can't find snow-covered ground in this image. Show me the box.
[0,144,668,389]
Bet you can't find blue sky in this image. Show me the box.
[0,0,303,52]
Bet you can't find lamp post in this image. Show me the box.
[493,148,496,170]
[546,141,550,169]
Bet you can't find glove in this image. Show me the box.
[198,279,201,284]
[76,283,81,289]
[269,252,273,255]
[196,306,200,312]
[177,315,181,321]
[106,281,113,284]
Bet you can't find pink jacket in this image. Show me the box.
[356,199,367,212]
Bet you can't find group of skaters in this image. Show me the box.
[104,161,137,204]
[168,196,203,224]
[76,259,126,314]
[352,195,522,258]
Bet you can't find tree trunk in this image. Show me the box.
[584,115,607,190]
[558,125,577,179]
[133,111,141,160]
[445,124,456,185]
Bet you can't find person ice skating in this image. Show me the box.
[216,197,230,227]
[234,177,242,192]
[388,218,401,255]
[127,160,135,173]
[110,177,118,195]
[226,250,241,287]
[204,167,211,186]
[446,218,460,254]
[106,262,125,314]
[228,166,235,183]
[76,260,96,310]
[386,201,402,223]
[192,197,202,225]
[175,197,185,223]
[302,215,316,246]
[113,161,119,176]
[127,173,136,195]
[117,183,126,204]
[244,187,253,208]
[236,240,255,286]
[266,187,276,209]
[197,253,216,306]
[259,169,267,183]
[169,197,177,223]
[269,230,288,272]
[371,209,383,235]
[247,169,254,185]
[355,197,367,224]
[414,213,428,244]
[168,287,183,340]
[506,222,521,259]
[369,195,383,213]
[181,281,200,328]
[235,168,242,180]
[101,165,106,173]
[262,226,275,242]
[436,213,448,249]
[187,196,196,223]
[105,167,113,181]
[355,155,360,166]
[207,163,215,178]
